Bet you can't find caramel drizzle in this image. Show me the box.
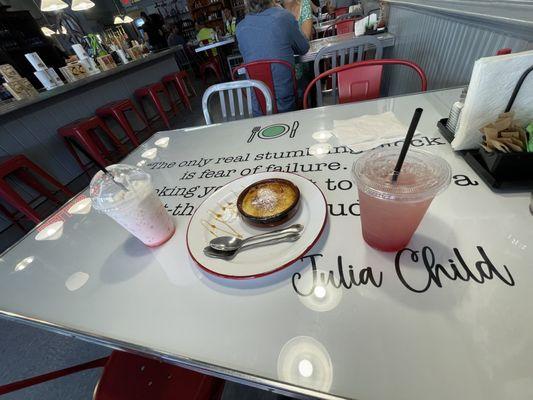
[201,219,243,238]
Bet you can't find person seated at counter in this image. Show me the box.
[196,21,217,55]
[236,0,309,114]
[167,24,186,47]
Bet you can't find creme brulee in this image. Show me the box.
[241,181,298,218]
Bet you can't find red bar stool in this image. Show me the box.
[161,71,195,111]
[199,59,223,84]
[96,99,150,148]
[58,116,127,172]
[0,350,225,399]
[0,155,73,224]
[134,82,177,129]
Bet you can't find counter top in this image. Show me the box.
[0,47,179,119]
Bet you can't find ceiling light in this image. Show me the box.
[40,0,68,12]
[71,0,95,11]
[123,15,134,23]
[114,15,124,24]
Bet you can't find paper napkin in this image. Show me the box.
[332,111,419,152]
[452,50,533,150]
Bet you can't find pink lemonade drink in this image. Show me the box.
[90,164,175,247]
[352,148,451,252]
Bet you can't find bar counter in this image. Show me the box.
[0,48,180,184]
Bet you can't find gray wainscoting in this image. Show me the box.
[384,3,533,96]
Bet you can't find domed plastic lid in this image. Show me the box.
[90,164,153,212]
[352,148,451,201]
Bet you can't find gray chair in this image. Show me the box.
[313,36,384,106]
[202,80,273,125]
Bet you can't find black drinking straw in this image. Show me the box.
[392,108,423,182]
[67,138,129,191]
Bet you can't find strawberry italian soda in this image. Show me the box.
[90,164,175,247]
[352,148,451,252]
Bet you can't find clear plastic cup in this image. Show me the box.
[352,148,451,252]
[90,164,175,247]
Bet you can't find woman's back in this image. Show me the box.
[236,7,309,113]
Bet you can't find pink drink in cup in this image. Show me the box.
[352,148,451,252]
[90,164,175,247]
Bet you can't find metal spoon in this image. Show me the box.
[209,224,304,251]
[203,233,302,260]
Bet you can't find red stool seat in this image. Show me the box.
[199,59,223,84]
[134,82,177,129]
[162,71,195,111]
[0,154,73,224]
[96,99,150,147]
[95,352,225,400]
[0,350,225,400]
[58,116,127,172]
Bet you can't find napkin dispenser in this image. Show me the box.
[438,58,533,191]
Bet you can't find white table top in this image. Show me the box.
[1,88,532,400]
[298,32,395,63]
[194,36,236,53]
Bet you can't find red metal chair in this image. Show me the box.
[198,40,224,84]
[96,99,150,148]
[232,59,298,114]
[303,59,428,109]
[0,154,73,224]
[58,116,127,172]
[334,6,349,16]
[0,350,225,399]
[496,48,512,55]
[324,18,355,37]
[134,82,177,130]
[162,71,195,111]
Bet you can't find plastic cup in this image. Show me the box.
[352,148,451,252]
[90,164,175,247]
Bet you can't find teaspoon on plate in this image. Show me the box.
[203,233,302,260]
[209,224,304,252]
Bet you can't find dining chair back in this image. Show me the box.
[202,80,273,125]
[334,6,349,16]
[304,59,427,109]
[232,59,297,114]
[0,350,225,399]
[313,35,383,106]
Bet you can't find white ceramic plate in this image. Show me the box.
[187,172,327,279]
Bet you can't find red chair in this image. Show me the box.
[96,99,150,148]
[134,82,177,129]
[303,59,427,109]
[496,48,512,55]
[324,18,355,37]
[198,40,224,84]
[232,59,298,114]
[334,6,349,16]
[162,71,195,111]
[0,155,73,224]
[58,116,127,172]
[0,350,225,399]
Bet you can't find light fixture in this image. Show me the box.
[40,0,68,12]
[71,0,95,11]
[114,15,124,24]
[123,15,134,23]
[41,26,56,36]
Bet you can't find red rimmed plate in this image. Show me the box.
[186,172,327,279]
